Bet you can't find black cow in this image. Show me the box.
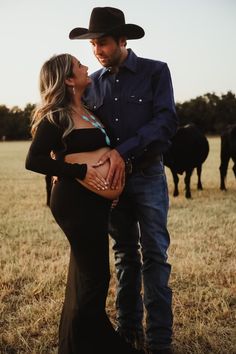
[163,124,209,198]
[219,124,236,190]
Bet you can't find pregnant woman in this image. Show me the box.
[25,53,143,354]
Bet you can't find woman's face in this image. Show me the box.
[68,57,92,91]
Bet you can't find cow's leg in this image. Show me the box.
[219,154,230,190]
[196,165,203,190]
[184,169,193,198]
[171,170,179,197]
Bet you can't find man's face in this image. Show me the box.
[90,36,124,68]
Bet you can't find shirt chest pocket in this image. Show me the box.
[126,94,152,105]
[125,94,153,124]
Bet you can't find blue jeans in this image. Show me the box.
[109,160,173,350]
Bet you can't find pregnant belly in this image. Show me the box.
[65,147,124,200]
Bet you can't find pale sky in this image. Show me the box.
[0,0,235,108]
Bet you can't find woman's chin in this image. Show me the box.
[86,77,92,85]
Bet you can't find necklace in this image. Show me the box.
[80,110,111,146]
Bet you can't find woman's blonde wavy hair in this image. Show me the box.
[31,53,75,139]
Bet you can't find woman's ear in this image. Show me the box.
[65,77,74,87]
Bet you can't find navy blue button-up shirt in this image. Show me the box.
[83,49,178,161]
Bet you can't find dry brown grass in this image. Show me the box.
[0,138,235,354]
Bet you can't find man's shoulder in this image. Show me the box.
[137,55,167,70]
[134,55,173,82]
[129,49,167,71]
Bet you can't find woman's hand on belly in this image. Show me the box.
[65,152,108,191]
[64,148,125,200]
[84,165,108,191]
[81,163,124,200]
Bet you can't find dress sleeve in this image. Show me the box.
[25,118,87,180]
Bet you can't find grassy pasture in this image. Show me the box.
[0,138,235,354]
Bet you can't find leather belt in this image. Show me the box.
[126,154,162,175]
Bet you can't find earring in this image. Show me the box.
[72,86,75,95]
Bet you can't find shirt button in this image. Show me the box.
[116,79,119,83]
[116,137,120,141]
[114,97,118,101]
[139,99,143,103]
[115,118,119,122]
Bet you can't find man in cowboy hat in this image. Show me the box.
[69,7,178,354]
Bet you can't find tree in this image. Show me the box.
[176,91,236,134]
[0,103,35,140]
[0,105,10,140]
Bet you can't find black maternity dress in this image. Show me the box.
[25,118,141,354]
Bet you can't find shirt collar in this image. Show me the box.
[99,49,138,78]
[121,49,138,73]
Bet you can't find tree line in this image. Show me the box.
[0,91,235,141]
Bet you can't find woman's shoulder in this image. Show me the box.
[37,116,59,132]
[34,116,63,144]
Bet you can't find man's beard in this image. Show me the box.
[97,48,122,68]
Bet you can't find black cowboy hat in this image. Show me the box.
[69,7,145,40]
